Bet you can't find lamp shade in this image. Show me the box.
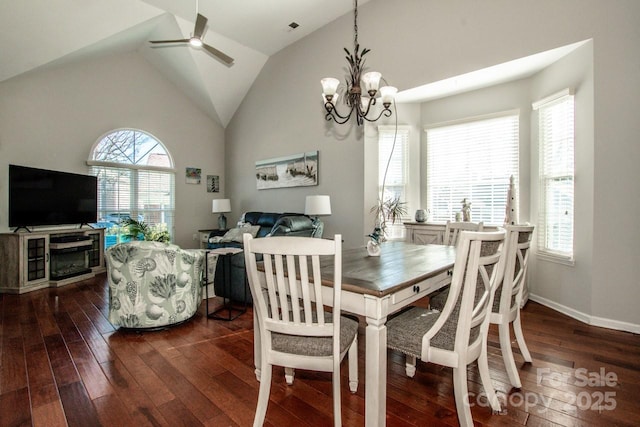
[212,199,231,213]
[305,195,331,216]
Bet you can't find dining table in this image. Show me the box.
[253,240,457,427]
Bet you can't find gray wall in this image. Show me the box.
[226,0,640,329]
[0,51,225,248]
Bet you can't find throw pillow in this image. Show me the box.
[220,225,260,243]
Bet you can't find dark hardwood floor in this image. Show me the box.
[1,273,639,426]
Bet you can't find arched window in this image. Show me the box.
[88,129,175,247]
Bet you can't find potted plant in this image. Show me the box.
[120,218,170,243]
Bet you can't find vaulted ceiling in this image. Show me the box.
[0,0,371,128]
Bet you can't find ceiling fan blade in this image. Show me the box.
[149,39,190,44]
[202,43,234,66]
[193,13,207,39]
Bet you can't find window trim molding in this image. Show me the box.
[532,88,574,110]
[424,109,520,131]
[86,160,175,173]
[535,89,575,262]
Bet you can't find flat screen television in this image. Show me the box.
[9,164,98,229]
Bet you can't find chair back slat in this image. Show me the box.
[244,235,342,339]
[499,225,534,311]
[443,221,484,246]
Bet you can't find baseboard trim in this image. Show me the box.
[528,293,640,334]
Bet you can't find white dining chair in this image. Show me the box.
[243,234,358,427]
[386,230,507,427]
[490,224,534,388]
[442,220,484,246]
[431,225,535,388]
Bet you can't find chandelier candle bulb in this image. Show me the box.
[379,86,398,105]
[321,78,340,97]
[362,71,382,94]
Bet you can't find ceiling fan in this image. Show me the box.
[149,8,234,66]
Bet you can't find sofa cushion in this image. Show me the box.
[271,215,315,237]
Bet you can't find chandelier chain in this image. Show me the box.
[354,0,359,50]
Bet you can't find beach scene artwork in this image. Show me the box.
[256,151,318,190]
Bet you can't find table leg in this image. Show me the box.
[364,296,389,427]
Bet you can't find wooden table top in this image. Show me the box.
[256,241,457,298]
[320,241,456,297]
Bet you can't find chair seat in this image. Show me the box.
[272,314,358,356]
[387,307,446,356]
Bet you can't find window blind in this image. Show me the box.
[90,166,175,242]
[535,92,574,259]
[425,113,519,225]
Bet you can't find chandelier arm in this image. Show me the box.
[324,102,354,121]
[324,106,355,124]
[361,107,393,123]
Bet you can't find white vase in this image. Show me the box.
[366,240,381,256]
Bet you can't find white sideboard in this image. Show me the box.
[404,222,447,245]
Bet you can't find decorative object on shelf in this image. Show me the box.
[366,227,382,256]
[206,175,220,192]
[212,199,231,230]
[305,195,332,229]
[256,151,318,190]
[415,209,427,223]
[455,212,462,222]
[321,0,397,126]
[504,175,518,225]
[186,167,201,184]
[462,198,472,222]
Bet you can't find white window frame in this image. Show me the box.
[378,125,410,240]
[425,111,520,226]
[533,89,575,264]
[87,129,175,246]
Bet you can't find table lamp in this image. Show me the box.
[305,195,331,227]
[212,199,231,230]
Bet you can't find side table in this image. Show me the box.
[204,247,247,321]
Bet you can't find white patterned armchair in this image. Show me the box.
[106,241,205,330]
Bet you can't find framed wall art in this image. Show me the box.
[255,151,318,190]
[185,167,201,184]
[206,175,220,192]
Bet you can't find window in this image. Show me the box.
[533,90,574,261]
[378,126,409,239]
[88,129,175,248]
[425,112,519,225]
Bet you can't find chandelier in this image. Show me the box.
[321,0,397,126]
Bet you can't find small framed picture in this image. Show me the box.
[186,167,201,184]
[207,175,220,192]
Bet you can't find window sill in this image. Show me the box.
[536,251,575,267]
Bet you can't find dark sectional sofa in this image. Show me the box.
[207,211,323,303]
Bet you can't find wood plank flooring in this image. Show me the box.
[1,273,639,426]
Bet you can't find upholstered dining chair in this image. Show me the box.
[386,230,507,427]
[489,224,534,388]
[442,220,484,246]
[430,225,535,389]
[243,234,358,427]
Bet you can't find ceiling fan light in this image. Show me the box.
[189,37,203,47]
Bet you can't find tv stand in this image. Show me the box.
[0,228,106,294]
[12,226,32,233]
